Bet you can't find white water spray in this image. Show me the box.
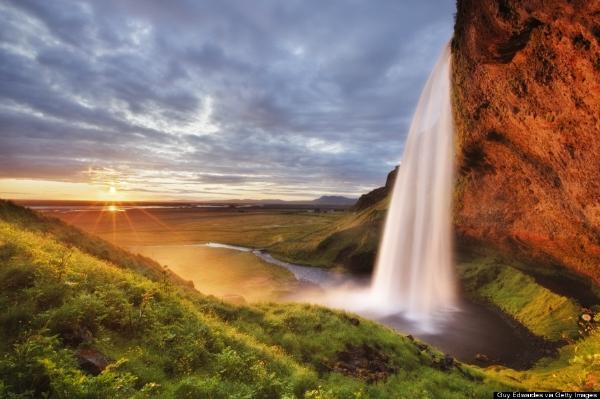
[369,43,457,321]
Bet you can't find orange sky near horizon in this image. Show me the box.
[0,178,360,202]
[0,179,132,202]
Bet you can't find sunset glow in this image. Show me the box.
[0,1,453,202]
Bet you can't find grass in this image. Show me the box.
[456,253,600,391]
[460,257,581,341]
[0,200,510,398]
[488,328,600,390]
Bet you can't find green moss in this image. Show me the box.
[460,260,580,341]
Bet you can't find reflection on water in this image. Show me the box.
[200,242,351,287]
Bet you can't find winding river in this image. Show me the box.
[196,242,547,369]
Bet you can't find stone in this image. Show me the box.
[76,348,109,376]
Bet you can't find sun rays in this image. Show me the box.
[80,198,186,247]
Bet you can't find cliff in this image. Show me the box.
[353,166,398,212]
[452,0,600,283]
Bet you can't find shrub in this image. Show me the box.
[35,281,67,310]
[0,303,35,337]
[47,293,107,344]
[0,333,60,397]
[216,347,253,382]
[0,263,37,291]
[0,242,18,261]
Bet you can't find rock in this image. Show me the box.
[222,294,246,305]
[453,0,600,282]
[342,314,360,326]
[439,354,455,371]
[76,348,109,376]
[416,342,429,352]
[475,353,490,363]
[353,166,398,212]
[62,326,93,346]
[330,343,396,383]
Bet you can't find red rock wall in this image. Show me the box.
[452,0,600,282]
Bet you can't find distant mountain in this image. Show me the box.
[311,195,357,206]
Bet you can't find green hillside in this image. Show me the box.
[0,201,506,398]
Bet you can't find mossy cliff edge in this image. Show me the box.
[452,0,600,283]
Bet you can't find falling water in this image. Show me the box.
[369,43,457,322]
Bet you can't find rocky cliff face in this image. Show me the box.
[452,0,600,282]
[353,166,398,212]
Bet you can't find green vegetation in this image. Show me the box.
[4,199,600,395]
[489,327,600,391]
[267,200,389,272]
[461,258,581,341]
[0,201,508,398]
[456,253,600,391]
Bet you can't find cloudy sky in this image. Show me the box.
[0,0,455,201]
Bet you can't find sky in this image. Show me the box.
[0,0,455,201]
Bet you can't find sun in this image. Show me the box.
[107,204,118,212]
[99,184,126,202]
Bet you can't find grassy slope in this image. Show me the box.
[0,201,505,398]
[460,257,581,341]
[457,252,600,390]
[268,196,389,272]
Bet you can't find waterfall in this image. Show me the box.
[301,43,458,332]
[369,43,457,321]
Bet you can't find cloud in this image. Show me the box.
[0,0,455,199]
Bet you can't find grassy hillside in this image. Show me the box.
[267,196,389,273]
[271,167,395,273]
[0,201,508,398]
